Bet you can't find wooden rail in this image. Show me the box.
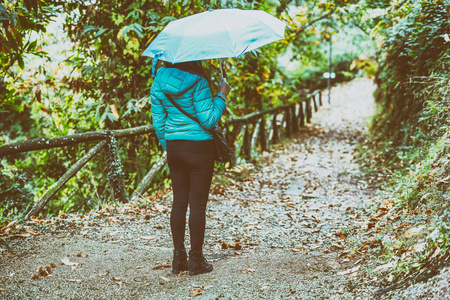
[0,90,323,219]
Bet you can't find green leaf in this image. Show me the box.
[94,28,107,38]
[80,26,99,37]
[131,23,144,38]
[0,3,9,21]
[17,55,24,70]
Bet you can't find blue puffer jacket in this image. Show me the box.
[150,66,227,150]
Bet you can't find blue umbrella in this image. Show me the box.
[142,9,286,75]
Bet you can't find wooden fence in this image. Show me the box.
[0,90,323,219]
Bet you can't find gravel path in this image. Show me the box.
[1,78,389,299]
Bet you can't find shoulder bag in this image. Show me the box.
[164,93,232,163]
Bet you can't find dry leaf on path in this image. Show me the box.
[413,242,427,252]
[61,257,79,270]
[373,261,396,273]
[291,248,304,252]
[13,233,31,238]
[242,268,255,274]
[159,276,171,282]
[98,271,110,277]
[189,288,202,297]
[141,236,155,240]
[0,288,7,291]
[404,226,424,238]
[337,265,360,276]
[152,264,171,270]
[112,277,122,285]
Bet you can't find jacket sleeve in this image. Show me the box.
[150,83,168,151]
[192,78,227,130]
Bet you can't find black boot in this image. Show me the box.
[172,249,188,274]
[188,251,213,275]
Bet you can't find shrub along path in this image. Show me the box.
[1,78,386,299]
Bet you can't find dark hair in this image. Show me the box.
[164,61,205,77]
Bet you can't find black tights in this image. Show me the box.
[167,140,215,254]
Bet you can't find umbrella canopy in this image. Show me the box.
[142,9,286,64]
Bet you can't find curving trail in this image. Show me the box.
[1,78,381,299]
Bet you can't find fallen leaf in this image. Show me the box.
[144,214,155,220]
[153,225,165,229]
[0,288,7,291]
[244,243,259,246]
[337,265,360,276]
[373,261,396,273]
[160,276,171,282]
[431,247,441,259]
[221,242,233,249]
[291,248,304,252]
[242,268,255,274]
[189,288,202,297]
[141,236,155,240]
[13,233,31,238]
[61,257,79,270]
[290,289,296,294]
[331,244,343,250]
[152,264,171,270]
[67,279,81,283]
[234,242,242,250]
[404,226,424,238]
[98,271,110,277]
[413,242,427,252]
[76,252,89,258]
[112,277,122,283]
[154,204,169,213]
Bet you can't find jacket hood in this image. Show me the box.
[156,66,203,96]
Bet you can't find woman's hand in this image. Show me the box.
[218,78,231,96]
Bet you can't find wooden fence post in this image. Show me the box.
[319,91,323,106]
[242,123,252,161]
[285,108,291,138]
[313,95,318,112]
[271,114,279,144]
[258,117,267,151]
[105,131,127,203]
[299,101,305,127]
[306,98,312,123]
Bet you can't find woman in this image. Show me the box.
[150,60,231,275]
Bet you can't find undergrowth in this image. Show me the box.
[357,0,450,292]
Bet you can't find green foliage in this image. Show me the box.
[359,0,450,283]
[0,160,33,225]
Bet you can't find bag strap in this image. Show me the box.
[164,93,209,131]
